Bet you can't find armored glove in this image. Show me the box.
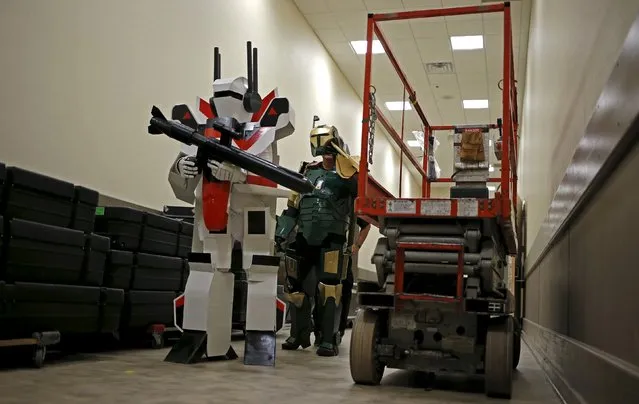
[207,159,247,183]
[177,156,199,179]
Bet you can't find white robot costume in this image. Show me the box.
[164,43,294,366]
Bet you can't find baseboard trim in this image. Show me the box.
[523,319,639,404]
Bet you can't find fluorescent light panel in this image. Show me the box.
[385,101,412,111]
[463,99,489,109]
[488,185,496,192]
[450,35,484,50]
[407,140,421,147]
[350,40,385,54]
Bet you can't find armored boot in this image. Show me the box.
[312,292,322,346]
[282,292,312,350]
[316,283,343,357]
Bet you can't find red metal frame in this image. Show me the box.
[357,3,518,230]
[395,243,464,304]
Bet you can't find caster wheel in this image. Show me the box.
[151,333,164,349]
[350,309,385,385]
[32,345,46,368]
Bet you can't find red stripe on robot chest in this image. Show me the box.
[199,98,215,119]
[202,181,230,232]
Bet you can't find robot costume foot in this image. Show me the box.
[282,335,311,350]
[316,342,339,357]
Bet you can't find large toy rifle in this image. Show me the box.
[148,106,315,194]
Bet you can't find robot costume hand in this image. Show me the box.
[207,159,247,183]
[177,156,199,179]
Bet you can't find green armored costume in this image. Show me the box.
[275,124,359,357]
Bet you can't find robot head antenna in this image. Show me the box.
[209,41,263,123]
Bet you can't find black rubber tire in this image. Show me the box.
[32,346,46,369]
[485,316,514,398]
[513,330,522,370]
[350,309,385,385]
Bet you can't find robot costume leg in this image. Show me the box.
[241,206,281,366]
[165,229,237,364]
[281,248,316,350]
[315,242,348,357]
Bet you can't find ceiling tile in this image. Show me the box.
[464,108,490,125]
[294,0,330,14]
[428,73,461,100]
[437,98,466,124]
[445,18,483,36]
[336,11,369,40]
[444,14,482,24]
[328,43,362,62]
[457,72,488,99]
[482,15,503,36]
[416,37,453,63]
[326,0,366,12]
[315,28,348,43]
[410,19,448,38]
[452,50,486,74]
[364,0,405,12]
[379,20,414,40]
[304,13,341,30]
[442,0,481,6]
[402,0,443,11]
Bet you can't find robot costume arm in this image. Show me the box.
[206,159,247,183]
[274,193,299,248]
[168,152,200,204]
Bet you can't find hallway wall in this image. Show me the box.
[519,0,639,260]
[519,1,639,402]
[0,0,419,274]
[0,0,418,211]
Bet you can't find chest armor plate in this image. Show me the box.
[297,167,353,245]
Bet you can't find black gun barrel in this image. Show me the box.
[149,108,315,194]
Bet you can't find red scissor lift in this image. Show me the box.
[350,2,521,399]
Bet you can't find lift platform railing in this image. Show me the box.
[356,2,519,225]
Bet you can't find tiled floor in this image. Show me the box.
[0,329,561,404]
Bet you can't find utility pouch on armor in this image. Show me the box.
[459,130,485,162]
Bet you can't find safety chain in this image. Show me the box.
[366,86,377,165]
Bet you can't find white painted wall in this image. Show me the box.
[0,0,419,272]
[518,0,639,255]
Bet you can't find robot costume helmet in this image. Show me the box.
[209,42,263,124]
[310,124,344,157]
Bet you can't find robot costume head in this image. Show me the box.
[208,42,263,124]
[310,124,344,157]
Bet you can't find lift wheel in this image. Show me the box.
[350,309,385,385]
[485,316,514,398]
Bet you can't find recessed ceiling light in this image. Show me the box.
[488,185,496,192]
[385,101,412,111]
[489,165,495,172]
[407,140,421,148]
[350,40,385,55]
[463,99,489,109]
[450,35,484,50]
